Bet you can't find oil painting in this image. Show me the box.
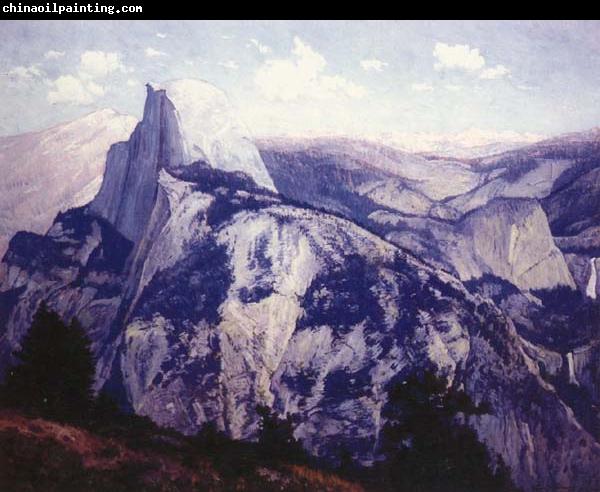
[1,20,599,491]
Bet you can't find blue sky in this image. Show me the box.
[1,20,599,137]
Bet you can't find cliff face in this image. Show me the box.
[458,198,575,291]
[89,85,183,245]
[0,207,133,389]
[118,186,600,491]
[156,80,275,191]
[4,180,600,491]
[2,80,600,491]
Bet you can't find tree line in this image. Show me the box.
[0,303,517,491]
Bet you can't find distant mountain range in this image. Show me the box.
[257,127,546,159]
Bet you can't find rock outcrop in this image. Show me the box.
[458,198,575,291]
[155,80,275,191]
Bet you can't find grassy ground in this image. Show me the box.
[0,410,364,492]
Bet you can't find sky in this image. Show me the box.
[1,20,600,138]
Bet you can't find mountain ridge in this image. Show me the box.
[0,108,137,258]
[2,79,600,490]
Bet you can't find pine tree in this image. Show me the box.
[379,370,517,492]
[256,405,307,463]
[1,303,95,423]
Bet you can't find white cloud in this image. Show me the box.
[433,42,513,82]
[145,47,166,58]
[44,50,65,60]
[221,35,234,40]
[79,50,126,78]
[445,84,463,91]
[126,78,139,87]
[8,64,45,80]
[47,75,104,105]
[433,42,485,72]
[44,51,126,106]
[360,58,388,72]
[411,82,434,92]
[480,64,510,80]
[156,32,167,38]
[254,36,366,102]
[218,60,239,70]
[247,38,271,54]
[85,80,105,97]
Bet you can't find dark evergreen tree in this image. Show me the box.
[194,421,229,451]
[0,303,95,423]
[256,404,307,463]
[89,389,123,430]
[379,370,517,492]
[337,446,354,474]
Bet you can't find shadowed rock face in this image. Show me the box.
[0,207,133,388]
[90,86,184,245]
[3,81,600,491]
[543,166,600,237]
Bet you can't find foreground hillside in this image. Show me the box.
[0,410,362,492]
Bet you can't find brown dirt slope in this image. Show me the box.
[0,410,363,492]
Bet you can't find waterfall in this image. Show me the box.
[566,352,579,386]
[586,257,597,299]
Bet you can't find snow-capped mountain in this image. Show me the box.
[373,128,545,158]
[259,128,545,160]
[0,109,137,257]
[2,79,600,491]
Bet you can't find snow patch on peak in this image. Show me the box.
[152,79,275,191]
